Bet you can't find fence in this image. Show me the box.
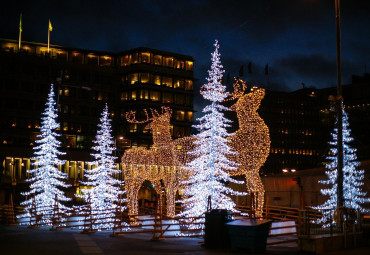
[1,201,365,243]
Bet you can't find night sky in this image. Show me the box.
[1,0,370,114]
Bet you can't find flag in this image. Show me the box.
[239,65,244,77]
[265,64,269,75]
[49,19,53,32]
[248,62,252,74]
[19,13,22,33]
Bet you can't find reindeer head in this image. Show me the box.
[126,106,173,147]
[229,78,265,116]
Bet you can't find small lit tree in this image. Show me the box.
[313,109,370,226]
[77,104,126,230]
[21,84,70,225]
[179,40,244,221]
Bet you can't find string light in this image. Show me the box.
[228,78,271,218]
[313,109,370,227]
[178,40,245,224]
[20,84,71,225]
[123,107,194,219]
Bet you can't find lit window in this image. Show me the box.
[63,122,68,131]
[153,75,161,85]
[140,73,150,83]
[140,90,149,100]
[153,55,162,65]
[150,91,160,101]
[87,54,98,65]
[129,73,139,84]
[121,55,130,66]
[129,124,137,133]
[99,56,112,67]
[121,91,129,101]
[132,53,139,64]
[175,111,185,121]
[186,61,193,71]
[185,80,193,90]
[131,91,137,100]
[141,52,151,63]
[162,77,173,87]
[174,79,184,89]
[175,60,185,69]
[163,57,174,68]
[186,112,193,122]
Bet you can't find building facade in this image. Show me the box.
[0,38,194,203]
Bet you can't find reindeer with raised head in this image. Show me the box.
[122,107,194,219]
[228,78,271,218]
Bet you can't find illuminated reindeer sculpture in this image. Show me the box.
[122,107,194,219]
[228,79,271,218]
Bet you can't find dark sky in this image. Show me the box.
[1,0,369,113]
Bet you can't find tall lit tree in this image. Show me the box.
[77,104,126,230]
[21,84,70,225]
[313,109,370,226]
[179,40,244,220]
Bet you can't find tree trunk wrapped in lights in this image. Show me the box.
[227,78,271,218]
[178,40,245,223]
[20,84,71,226]
[76,104,127,231]
[313,109,370,227]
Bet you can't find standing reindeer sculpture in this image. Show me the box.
[228,78,271,218]
[122,107,194,220]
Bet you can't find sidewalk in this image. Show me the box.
[1,224,369,255]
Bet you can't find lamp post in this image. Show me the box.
[335,0,344,209]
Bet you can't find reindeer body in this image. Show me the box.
[229,85,270,218]
[122,107,194,219]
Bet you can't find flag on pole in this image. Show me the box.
[19,13,22,50]
[48,19,53,32]
[19,13,23,33]
[265,64,269,75]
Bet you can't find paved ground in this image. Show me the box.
[1,224,370,255]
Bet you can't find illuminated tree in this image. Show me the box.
[228,78,271,218]
[21,84,70,225]
[313,109,370,226]
[179,40,244,220]
[77,104,126,230]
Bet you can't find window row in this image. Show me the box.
[270,147,318,156]
[2,43,194,71]
[124,73,193,90]
[121,90,193,106]
[119,52,193,71]
[2,157,122,181]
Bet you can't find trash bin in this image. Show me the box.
[226,219,272,252]
[204,209,233,249]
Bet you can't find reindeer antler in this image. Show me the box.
[126,107,173,124]
[226,77,248,101]
[125,109,152,124]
